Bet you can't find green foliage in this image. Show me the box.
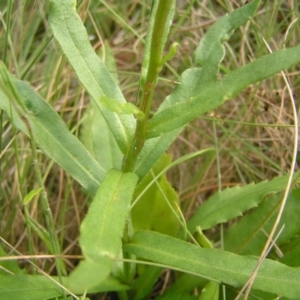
[1,0,300,299]
[0,274,64,300]
[187,171,300,233]
[125,230,300,299]
[132,153,180,236]
[66,169,138,292]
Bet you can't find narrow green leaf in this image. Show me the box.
[0,274,63,300]
[25,215,52,252]
[80,169,138,260]
[81,42,123,171]
[125,230,300,299]
[23,188,43,205]
[224,187,300,256]
[0,66,105,195]
[49,0,135,153]
[187,171,300,233]
[67,169,138,292]
[147,44,300,137]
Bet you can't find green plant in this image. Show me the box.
[1,0,300,299]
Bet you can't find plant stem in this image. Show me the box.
[122,0,174,172]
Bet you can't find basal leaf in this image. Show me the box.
[147,43,300,137]
[49,0,135,154]
[125,230,300,299]
[187,171,300,233]
[0,65,105,195]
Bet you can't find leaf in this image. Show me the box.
[81,41,123,171]
[25,215,52,253]
[80,100,123,171]
[199,281,219,300]
[147,43,300,137]
[49,0,135,154]
[166,274,208,295]
[0,274,63,300]
[224,187,300,256]
[131,266,162,300]
[65,258,111,294]
[0,65,105,195]
[125,230,300,299]
[280,238,300,267]
[60,276,129,295]
[186,171,300,233]
[23,188,43,205]
[132,0,259,178]
[67,169,138,292]
[0,246,23,275]
[132,153,180,236]
[99,95,144,120]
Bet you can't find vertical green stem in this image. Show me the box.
[122,0,174,172]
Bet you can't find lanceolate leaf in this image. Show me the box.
[0,66,105,195]
[67,169,138,292]
[187,171,300,233]
[125,231,300,299]
[147,43,300,138]
[49,0,135,154]
[80,169,138,260]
